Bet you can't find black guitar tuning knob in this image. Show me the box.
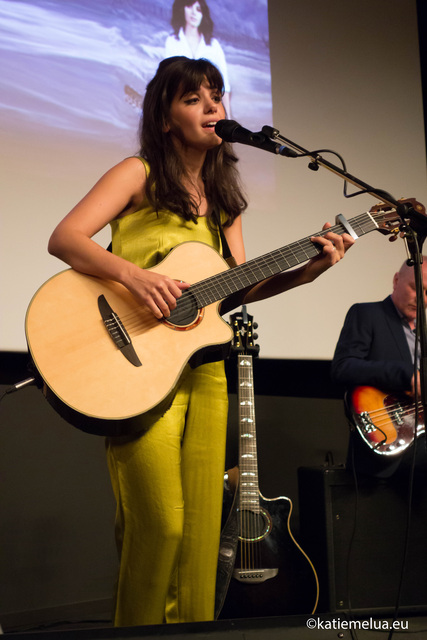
[253,322,258,330]
[253,333,259,341]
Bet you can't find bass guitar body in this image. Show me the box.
[347,385,425,456]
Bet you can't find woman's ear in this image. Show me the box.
[162,119,170,133]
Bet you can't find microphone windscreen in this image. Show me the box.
[214,119,240,142]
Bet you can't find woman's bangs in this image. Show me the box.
[178,60,224,97]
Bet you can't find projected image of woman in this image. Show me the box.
[165,0,231,114]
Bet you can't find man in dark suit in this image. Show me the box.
[327,260,427,613]
[331,259,427,476]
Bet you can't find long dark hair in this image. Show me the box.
[138,56,247,226]
[171,0,214,45]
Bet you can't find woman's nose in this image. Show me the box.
[205,97,218,112]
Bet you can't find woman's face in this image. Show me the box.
[165,80,225,152]
[184,2,203,30]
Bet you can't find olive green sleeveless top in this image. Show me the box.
[110,158,223,268]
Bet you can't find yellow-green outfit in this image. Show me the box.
[106,159,229,626]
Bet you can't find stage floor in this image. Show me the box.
[3,612,427,640]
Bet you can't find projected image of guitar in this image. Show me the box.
[346,385,425,456]
[215,307,318,619]
[25,198,425,435]
[124,84,142,109]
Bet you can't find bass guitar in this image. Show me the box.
[346,385,425,456]
[216,308,319,618]
[25,199,424,435]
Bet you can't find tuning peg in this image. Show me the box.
[253,322,258,330]
[253,333,259,340]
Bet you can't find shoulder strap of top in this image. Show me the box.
[212,206,237,267]
[107,157,148,253]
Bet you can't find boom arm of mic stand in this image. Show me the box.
[262,125,398,208]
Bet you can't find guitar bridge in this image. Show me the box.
[98,295,142,367]
[391,404,404,426]
[233,568,278,584]
[359,411,376,434]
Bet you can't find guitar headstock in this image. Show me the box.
[370,198,426,241]
[229,306,260,358]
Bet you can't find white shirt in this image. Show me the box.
[164,28,230,93]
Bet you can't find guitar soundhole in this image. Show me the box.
[164,291,201,329]
[238,508,272,542]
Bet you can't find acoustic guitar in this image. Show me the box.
[25,199,424,435]
[215,307,319,618]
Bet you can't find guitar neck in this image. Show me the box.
[191,210,378,308]
[237,353,260,512]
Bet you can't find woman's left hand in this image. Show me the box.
[304,222,355,281]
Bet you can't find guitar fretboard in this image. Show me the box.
[191,210,378,308]
[238,354,260,513]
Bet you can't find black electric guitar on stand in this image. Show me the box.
[215,308,319,619]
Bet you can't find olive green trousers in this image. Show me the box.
[106,361,228,626]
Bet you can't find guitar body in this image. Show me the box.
[25,242,232,435]
[218,491,318,618]
[347,385,425,456]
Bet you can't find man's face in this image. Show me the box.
[391,263,427,325]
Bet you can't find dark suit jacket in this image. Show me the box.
[331,296,417,477]
[331,295,413,392]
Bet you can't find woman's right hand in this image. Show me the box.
[124,267,190,319]
[48,158,191,320]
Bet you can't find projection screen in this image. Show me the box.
[1,0,426,360]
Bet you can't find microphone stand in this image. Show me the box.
[262,124,427,434]
[405,227,427,447]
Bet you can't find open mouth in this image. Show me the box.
[202,122,216,130]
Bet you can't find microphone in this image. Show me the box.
[215,120,298,157]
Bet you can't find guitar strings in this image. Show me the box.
[361,402,424,447]
[104,210,385,335]
[365,402,422,425]
[238,354,264,574]
[170,210,380,316]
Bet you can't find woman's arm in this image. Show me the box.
[48,157,188,318]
